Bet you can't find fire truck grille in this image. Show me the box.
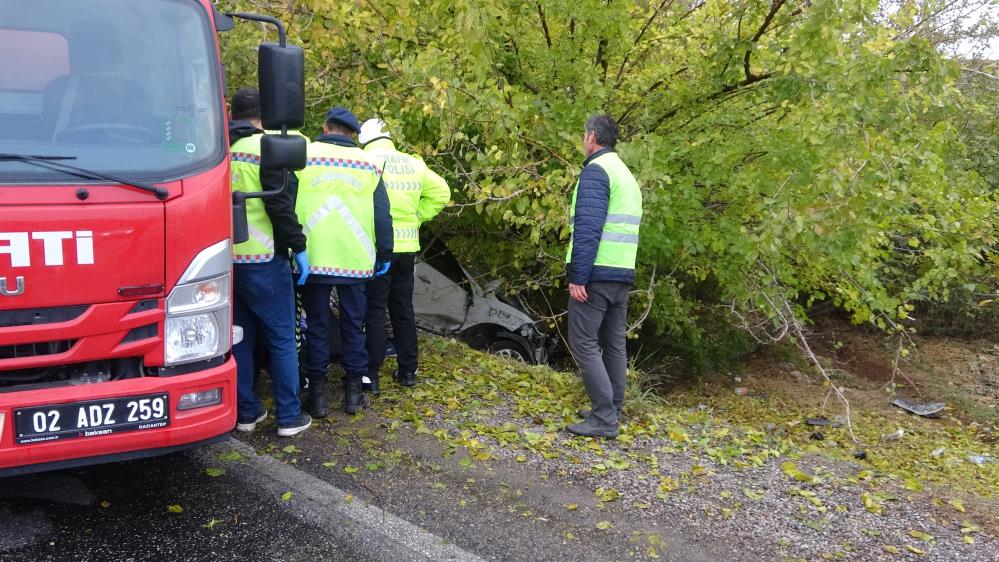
[0,305,89,328]
[0,340,77,361]
[0,356,143,391]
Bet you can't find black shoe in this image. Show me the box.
[235,410,267,432]
[394,369,417,387]
[385,339,397,358]
[277,413,312,437]
[308,381,327,419]
[344,380,369,415]
[567,420,619,439]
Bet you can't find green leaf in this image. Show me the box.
[218,451,244,463]
[343,466,359,474]
[781,462,816,483]
[205,467,226,477]
[861,492,885,515]
[596,521,613,530]
[167,504,183,513]
[281,491,293,502]
[595,486,620,502]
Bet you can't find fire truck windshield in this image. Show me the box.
[0,0,224,183]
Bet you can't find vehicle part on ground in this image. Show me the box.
[891,399,945,418]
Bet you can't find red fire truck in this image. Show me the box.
[0,0,306,476]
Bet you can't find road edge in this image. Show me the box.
[193,437,484,562]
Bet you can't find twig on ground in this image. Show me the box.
[361,480,386,523]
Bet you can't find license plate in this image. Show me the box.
[14,393,169,444]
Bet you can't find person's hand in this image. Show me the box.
[294,251,310,286]
[568,283,588,303]
[375,260,391,277]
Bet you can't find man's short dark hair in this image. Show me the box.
[230,87,260,121]
[585,114,619,148]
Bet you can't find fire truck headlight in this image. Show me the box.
[164,240,232,366]
[165,312,226,365]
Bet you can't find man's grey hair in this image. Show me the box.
[585,114,619,148]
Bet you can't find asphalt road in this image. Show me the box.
[0,439,476,562]
[0,425,725,562]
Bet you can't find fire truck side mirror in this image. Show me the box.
[232,196,250,245]
[260,134,307,172]
[258,42,305,131]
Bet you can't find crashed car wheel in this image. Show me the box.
[488,338,533,364]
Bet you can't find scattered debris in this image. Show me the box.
[853,451,867,460]
[930,447,946,458]
[734,387,749,396]
[789,370,809,383]
[881,429,905,442]
[810,431,825,441]
[967,454,993,466]
[805,417,842,428]
[891,399,945,418]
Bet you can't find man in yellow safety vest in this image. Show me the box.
[564,115,643,439]
[358,118,450,392]
[296,107,393,416]
[229,87,312,437]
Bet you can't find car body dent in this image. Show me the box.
[413,237,548,364]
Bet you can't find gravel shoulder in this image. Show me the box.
[236,336,998,561]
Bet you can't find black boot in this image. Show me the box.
[369,375,380,397]
[308,380,327,419]
[394,369,417,388]
[344,379,368,415]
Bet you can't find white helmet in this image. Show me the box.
[358,118,391,145]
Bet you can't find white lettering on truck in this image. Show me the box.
[0,231,94,268]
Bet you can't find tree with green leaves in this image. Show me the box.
[219,0,997,386]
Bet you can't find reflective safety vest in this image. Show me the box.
[566,151,643,271]
[363,138,450,253]
[230,134,274,263]
[296,142,382,278]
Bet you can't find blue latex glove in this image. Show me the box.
[294,251,310,286]
[375,260,391,277]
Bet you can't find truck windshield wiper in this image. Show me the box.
[0,153,169,200]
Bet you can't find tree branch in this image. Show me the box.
[536,3,553,48]
[595,38,609,80]
[744,0,786,82]
[614,0,675,87]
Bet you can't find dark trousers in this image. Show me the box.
[233,258,301,425]
[301,282,368,384]
[365,253,418,378]
[567,281,630,427]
